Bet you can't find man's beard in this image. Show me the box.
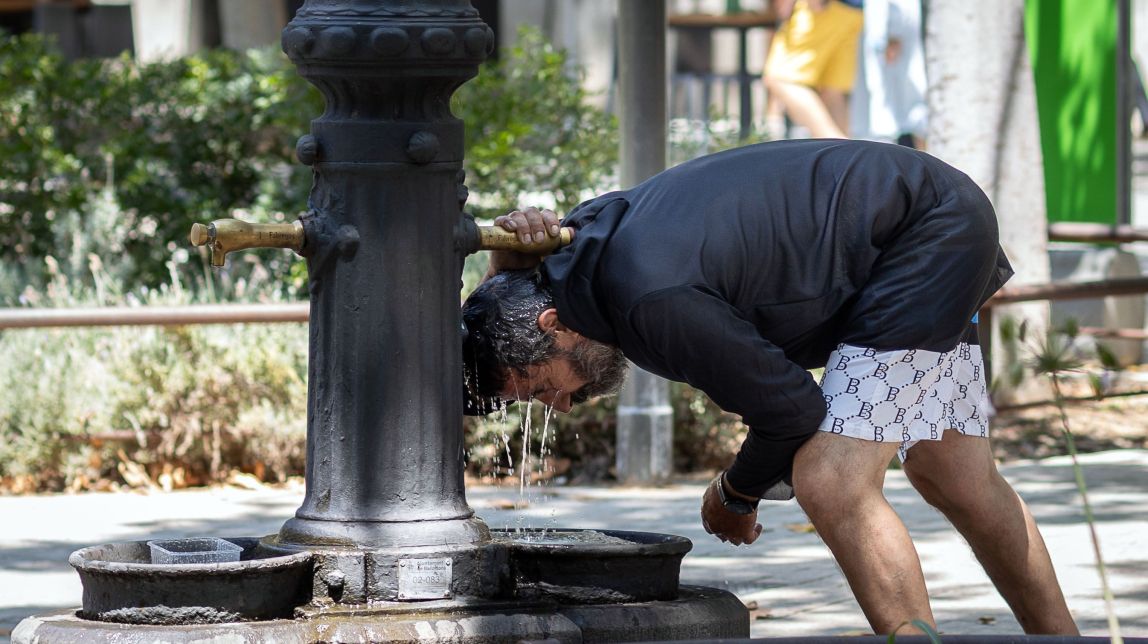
[559,339,629,402]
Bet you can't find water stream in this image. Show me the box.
[479,393,566,538]
[465,368,576,537]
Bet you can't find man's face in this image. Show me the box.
[497,357,588,413]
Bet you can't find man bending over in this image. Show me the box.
[461,139,1076,635]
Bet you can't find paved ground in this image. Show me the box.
[2,450,1146,641]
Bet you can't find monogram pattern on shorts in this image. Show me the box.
[817,342,990,461]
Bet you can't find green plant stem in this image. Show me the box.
[886,619,943,643]
[1049,375,1123,644]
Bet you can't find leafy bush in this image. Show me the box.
[0,270,743,492]
[0,266,307,492]
[0,28,747,493]
[454,26,619,219]
[0,35,319,297]
[0,28,618,301]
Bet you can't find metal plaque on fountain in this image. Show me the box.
[397,558,453,600]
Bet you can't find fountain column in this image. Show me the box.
[272,0,502,602]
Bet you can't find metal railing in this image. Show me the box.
[1,277,1147,330]
[4,225,1148,331]
[987,276,1148,306]
[0,303,308,329]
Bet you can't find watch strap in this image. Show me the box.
[718,471,759,514]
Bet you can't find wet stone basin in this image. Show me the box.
[494,528,692,604]
[70,537,312,624]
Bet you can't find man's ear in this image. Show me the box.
[537,308,568,334]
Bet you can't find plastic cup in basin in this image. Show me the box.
[147,538,242,565]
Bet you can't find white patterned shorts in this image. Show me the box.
[816,341,992,461]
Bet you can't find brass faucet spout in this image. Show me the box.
[475,225,573,253]
[189,219,306,267]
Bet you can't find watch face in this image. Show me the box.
[716,474,758,515]
[723,498,757,515]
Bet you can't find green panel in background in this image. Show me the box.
[1025,0,1116,224]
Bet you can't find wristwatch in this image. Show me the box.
[717,472,759,515]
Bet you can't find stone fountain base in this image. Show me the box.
[14,586,747,643]
[14,528,748,643]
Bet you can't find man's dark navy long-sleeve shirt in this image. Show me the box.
[540,140,1013,497]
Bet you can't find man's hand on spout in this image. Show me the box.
[700,474,763,546]
[483,207,565,280]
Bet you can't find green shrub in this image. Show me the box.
[0,28,618,301]
[0,264,742,492]
[0,28,747,492]
[0,35,319,297]
[1,272,742,492]
[0,266,307,492]
[454,26,619,219]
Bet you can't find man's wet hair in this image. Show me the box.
[462,269,627,415]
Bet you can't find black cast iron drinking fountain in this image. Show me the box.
[13,1,747,641]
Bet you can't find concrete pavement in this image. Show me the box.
[2,450,1146,641]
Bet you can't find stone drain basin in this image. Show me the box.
[69,529,692,626]
[494,528,692,604]
[70,537,312,624]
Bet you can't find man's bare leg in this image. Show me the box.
[793,432,935,633]
[765,77,847,138]
[903,431,1078,634]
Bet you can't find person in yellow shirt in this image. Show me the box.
[765,0,864,138]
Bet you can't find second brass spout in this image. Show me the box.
[476,225,573,253]
[457,217,574,256]
[189,219,306,267]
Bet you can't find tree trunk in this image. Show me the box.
[925,0,1050,403]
